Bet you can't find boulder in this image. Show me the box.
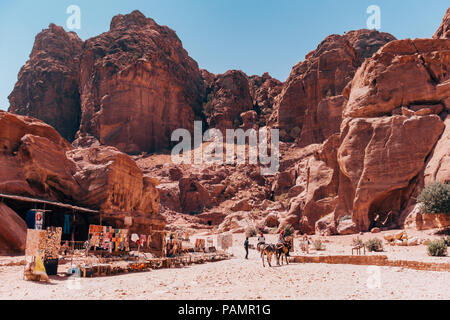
[0,203,27,254]
[337,219,359,235]
[264,213,280,228]
[178,177,210,214]
[240,110,258,130]
[231,199,252,212]
[217,211,256,233]
[371,227,381,233]
[315,213,337,236]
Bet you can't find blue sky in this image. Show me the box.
[0,0,448,110]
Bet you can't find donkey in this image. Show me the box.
[260,244,276,267]
[275,240,292,266]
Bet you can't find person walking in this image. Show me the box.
[244,237,249,259]
[302,233,310,254]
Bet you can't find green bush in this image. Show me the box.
[417,182,450,214]
[427,240,448,257]
[282,224,294,237]
[365,238,384,252]
[313,240,325,251]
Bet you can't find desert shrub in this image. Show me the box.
[352,237,364,248]
[245,226,258,238]
[365,238,384,252]
[313,239,325,251]
[427,240,448,257]
[444,236,450,247]
[417,182,450,214]
[281,224,294,237]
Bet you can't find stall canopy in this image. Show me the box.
[0,193,100,245]
[0,193,99,214]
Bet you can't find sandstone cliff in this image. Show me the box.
[77,10,205,154]
[277,29,396,144]
[8,24,83,142]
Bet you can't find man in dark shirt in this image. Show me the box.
[244,237,249,259]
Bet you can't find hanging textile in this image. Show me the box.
[26,210,36,229]
[131,234,139,243]
[63,214,70,235]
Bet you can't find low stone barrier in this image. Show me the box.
[289,255,450,272]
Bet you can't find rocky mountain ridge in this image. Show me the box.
[1,8,449,252]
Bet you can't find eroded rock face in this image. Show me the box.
[203,70,253,130]
[280,135,340,234]
[0,111,77,200]
[336,115,444,231]
[277,30,396,144]
[434,7,450,39]
[8,24,83,142]
[0,203,27,254]
[344,39,450,118]
[68,146,160,214]
[178,176,211,214]
[425,115,450,184]
[77,10,204,154]
[0,112,164,251]
[248,73,283,127]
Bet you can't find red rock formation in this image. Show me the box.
[8,24,83,142]
[203,70,253,130]
[0,111,78,200]
[277,29,396,144]
[344,39,450,118]
[247,73,283,127]
[0,203,27,254]
[424,115,450,184]
[68,146,160,215]
[434,7,450,39]
[0,111,164,249]
[178,176,211,214]
[77,10,204,154]
[280,135,340,234]
[336,115,444,231]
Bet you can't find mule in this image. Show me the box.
[260,244,276,267]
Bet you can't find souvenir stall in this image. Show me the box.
[217,234,233,251]
[25,226,62,276]
[88,225,130,255]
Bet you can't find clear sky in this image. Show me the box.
[0,0,448,110]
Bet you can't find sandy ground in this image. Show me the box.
[0,231,449,300]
